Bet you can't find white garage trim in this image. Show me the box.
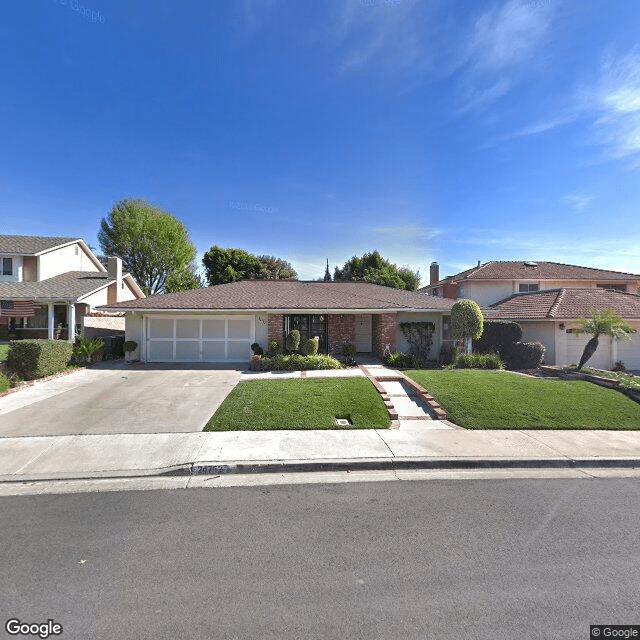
[142,314,255,362]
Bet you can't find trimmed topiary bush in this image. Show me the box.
[268,340,280,355]
[503,341,545,369]
[7,339,74,380]
[124,340,138,353]
[285,330,301,353]
[450,352,504,370]
[450,299,484,353]
[300,337,319,356]
[251,342,264,356]
[473,320,523,354]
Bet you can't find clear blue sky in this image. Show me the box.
[2,0,640,284]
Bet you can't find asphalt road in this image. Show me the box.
[1,478,639,640]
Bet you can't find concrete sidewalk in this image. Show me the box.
[1,427,640,482]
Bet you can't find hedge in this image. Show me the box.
[384,351,424,368]
[7,340,74,380]
[503,341,545,369]
[450,352,504,370]
[0,372,9,393]
[473,320,523,354]
[260,354,343,371]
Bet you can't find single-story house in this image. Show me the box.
[0,235,145,341]
[489,288,640,369]
[100,280,459,363]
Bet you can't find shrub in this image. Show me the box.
[124,340,138,353]
[72,336,105,365]
[285,330,301,353]
[384,351,424,368]
[300,337,319,356]
[0,372,9,393]
[450,299,484,349]
[473,320,523,354]
[503,341,545,370]
[268,340,280,355]
[438,343,457,366]
[342,343,356,357]
[251,342,264,356]
[260,354,343,371]
[7,339,74,380]
[450,352,504,370]
[612,361,626,372]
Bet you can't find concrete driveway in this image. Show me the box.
[0,361,243,437]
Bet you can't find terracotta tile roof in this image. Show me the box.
[0,235,80,254]
[425,261,640,287]
[102,280,458,312]
[0,272,114,300]
[490,288,640,319]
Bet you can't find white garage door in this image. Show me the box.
[145,315,254,362]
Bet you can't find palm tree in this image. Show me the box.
[575,308,633,370]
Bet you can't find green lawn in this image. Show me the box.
[0,345,9,361]
[405,369,640,429]
[205,377,390,431]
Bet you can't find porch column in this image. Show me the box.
[68,303,76,342]
[47,303,54,340]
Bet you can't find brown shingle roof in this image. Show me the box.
[0,272,114,300]
[0,235,80,254]
[490,288,640,319]
[425,261,640,287]
[101,280,458,311]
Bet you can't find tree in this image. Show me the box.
[450,299,484,354]
[256,255,297,280]
[202,247,297,286]
[165,262,203,293]
[98,199,196,295]
[333,250,420,290]
[575,308,633,370]
[323,259,331,282]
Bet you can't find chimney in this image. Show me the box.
[430,261,440,285]
[107,256,122,295]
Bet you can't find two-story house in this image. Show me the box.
[421,261,640,370]
[0,235,145,341]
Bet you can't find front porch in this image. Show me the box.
[0,301,83,342]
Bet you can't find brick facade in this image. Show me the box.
[372,313,397,356]
[328,314,356,355]
[267,314,284,348]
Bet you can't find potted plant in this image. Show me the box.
[124,340,138,362]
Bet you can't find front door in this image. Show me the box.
[354,314,372,352]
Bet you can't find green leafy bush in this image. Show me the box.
[124,340,138,353]
[72,336,105,365]
[300,337,319,356]
[450,299,484,344]
[285,330,301,353]
[438,343,457,366]
[251,342,264,356]
[268,340,280,354]
[473,320,523,354]
[503,341,545,369]
[0,372,9,393]
[384,351,424,368]
[450,352,504,370]
[342,343,356,357]
[7,340,74,379]
[260,354,343,371]
[399,322,435,361]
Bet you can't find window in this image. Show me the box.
[284,315,328,353]
[597,284,626,292]
[2,258,12,276]
[518,283,539,293]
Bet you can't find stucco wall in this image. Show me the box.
[463,282,514,306]
[396,312,442,359]
[39,243,101,280]
[125,313,144,360]
[82,315,125,339]
[80,287,109,310]
[519,321,557,365]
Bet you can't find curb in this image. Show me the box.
[2,457,639,483]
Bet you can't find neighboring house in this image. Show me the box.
[100,280,457,363]
[0,235,145,341]
[489,288,640,369]
[421,261,640,306]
